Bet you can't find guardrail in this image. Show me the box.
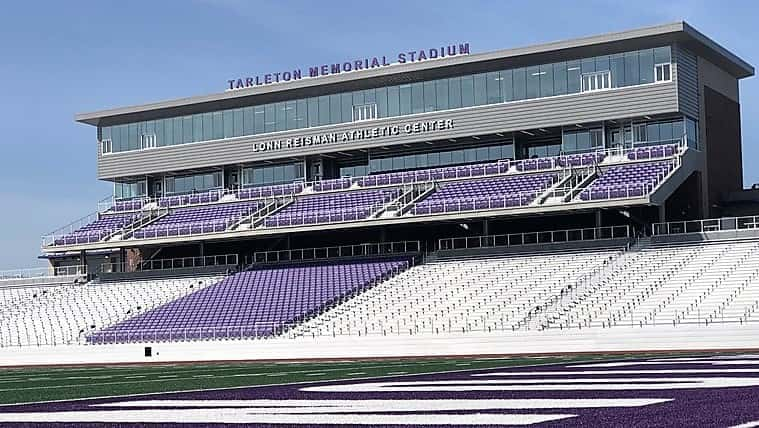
[0,265,86,280]
[652,216,759,236]
[247,241,421,265]
[438,226,630,251]
[100,254,238,274]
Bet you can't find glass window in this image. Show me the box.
[352,90,365,106]
[451,149,465,164]
[567,60,581,93]
[654,46,671,64]
[610,54,625,88]
[581,58,596,74]
[502,143,515,159]
[439,151,452,165]
[318,96,330,126]
[427,152,440,167]
[254,106,265,134]
[307,98,318,127]
[399,84,412,115]
[392,156,404,170]
[416,153,428,168]
[341,93,352,122]
[526,66,540,99]
[275,102,287,132]
[411,82,424,114]
[486,71,501,104]
[243,107,255,135]
[223,110,234,138]
[639,48,654,84]
[563,132,577,152]
[686,117,698,149]
[435,79,449,110]
[672,119,684,140]
[376,87,388,117]
[577,131,591,150]
[513,68,526,100]
[295,99,307,128]
[501,69,513,101]
[475,146,489,161]
[329,94,341,124]
[232,108,243,137]
[128,123,139,150]
[660,121,674,142]
[624,51,640,86]
[387,85,400,117]
[553,62,567,96]
[364,88,375,104]
[461,75,474,107]
[448,77,462,109]
[380,158,393,171]
[647,123,660,143]
[369,158,381,172]
[264,103,276,133]
[423,80,436,112]
[539,64,554,98]
[473,73,487,106]
[403,154,415,169]
[286,100,297,130]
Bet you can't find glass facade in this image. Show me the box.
[242,162,304,187]
[114,181,147,200]
[562,128,603,154]
[367,143,515,174]
[100,47,672,154]
[165,172,222,195]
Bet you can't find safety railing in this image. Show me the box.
[261,200,392,229]
[86,322,298,345]
[100,254,238,274]
[438,225,630,251]
[247,241,421,265]
[652,216,759,236]
[411,189,543,216]
[0,265,86,280]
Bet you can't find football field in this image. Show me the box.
[0,352,758,426]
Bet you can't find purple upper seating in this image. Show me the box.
[54,214,136,245]
[627,144,679,161]
[87,259,409,344]
[413,173,558,215]
[132,201,263,239]
[556,152,607,168]
[110,199,146,212]
[579,161,675,201]
[312,178,352,192]
[159,190,222,208]
[237,183,304,200]
[264,188,400,227]
[355,161,510,188]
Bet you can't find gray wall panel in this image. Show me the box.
[97,82,679,180]
[675,44,700,119]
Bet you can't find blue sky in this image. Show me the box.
[0,0,757,270]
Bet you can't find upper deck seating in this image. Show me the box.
[579,161,674,201]
[412,173,559,215]
[264,188,400,227]
[54,214,137,245]
[87,259,409,344]
[237,183,304,200]
[132,201,263,239]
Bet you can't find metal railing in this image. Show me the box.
[262,200,391,228]
[0,265,86,280]
[652,216,759,236]
[100,254,238,274]
[247,241,421,265]
[86,322,296,345]
[438,225,630,251]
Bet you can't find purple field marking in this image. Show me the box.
[1,356,759,427]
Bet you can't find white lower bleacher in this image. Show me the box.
[0,276,222,347]
[291,249,622,337]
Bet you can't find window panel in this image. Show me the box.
[286,100,297,130]
[233,108,244,136]
[526,65,540,99]
[610,54,625,88]
[639,48,654,84]
[182,116,193,143]
[460,75,474,107]
[486,71,501,104]
[307,98,319,127]
[341,93,352,122]
[448,77,462,108]
[654,46,671,64]
[295,99,307,128]
[387,85,400,117]
[275,101,287,132]
[513,68,526,100]
[435,79,449,110]
[222,110,233,138]
[423,80,436,112]
[501,69,514,101]
[411,82,424,114]
[329,94,341,124]
[243,107,255,135]
[399,84,412,115]
[567,60,581,93]
[318,96,330,126]
[539,64,554,98]
[473,73,487,106]
[254,106,265,134]
[192,115,202,142]
[552,63,567,95]
[376,87,388,117]
[264,104,276,133]
[624,51,640,86]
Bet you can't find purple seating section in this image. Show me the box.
[132,201,263,239]
[111,199,146,212]
[87,259,409,344]
[54,214,136,246]
[627,144,679,161]
[51,145,683,245]
[580,161,675,201]
[413,173,558,215]
[264,188,400,227]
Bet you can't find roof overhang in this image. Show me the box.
[76,21,754,127]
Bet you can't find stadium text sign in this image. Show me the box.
[252,119,454,153]
[228,43,470,90]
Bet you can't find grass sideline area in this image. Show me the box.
[0,352,736,405]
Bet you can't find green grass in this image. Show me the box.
[0,351,733,405]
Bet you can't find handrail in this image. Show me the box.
[438,225,630,251]
[247,241,421,265]
[651,216,759,236]
[100,254,238,274]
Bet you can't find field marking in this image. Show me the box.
[473,369,759,376]
[732,421,759,428]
